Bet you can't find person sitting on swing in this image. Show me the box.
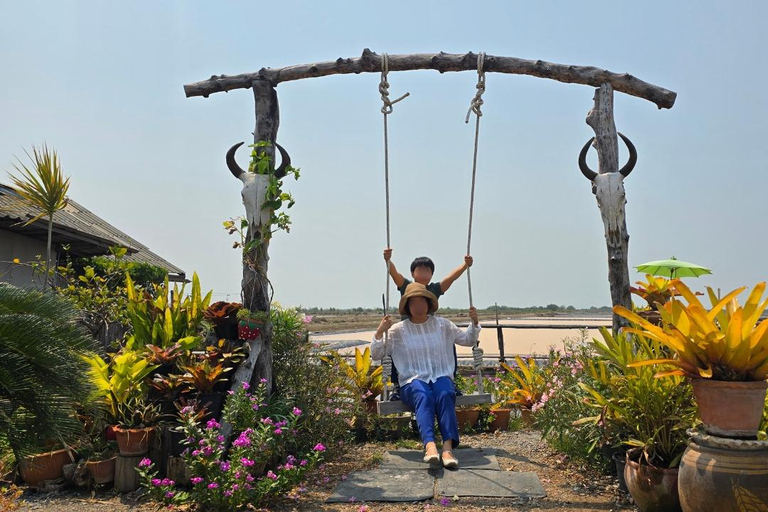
[372,282,480,468]
[383,248,473,400]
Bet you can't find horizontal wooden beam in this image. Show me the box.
[184,49,676,109]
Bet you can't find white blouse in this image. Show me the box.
[371,316,481,387]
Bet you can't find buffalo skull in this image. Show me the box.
[226,141,291,238]
[578,133,637,249]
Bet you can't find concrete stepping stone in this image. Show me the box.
[437,469,546,498]
[380,448,500,470]
[326,467,436,503]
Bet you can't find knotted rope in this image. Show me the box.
[380,53,409,400]
[464,52,485,310]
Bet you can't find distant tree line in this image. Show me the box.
[299,304,612,316]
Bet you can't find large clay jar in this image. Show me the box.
[624,451,681,512]
[114,426,155,456]
[20,449,74,487]
[691,378,768,438]
[678,429,768,512]
[455,408,480,433]
[488,409,511,431]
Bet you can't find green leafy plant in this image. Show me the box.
[82,350,158,424]
[0,285,96,460]
[323,348,383,402]
[180,360,230,394]
[203,301,242,326]
[115,396,162,429]
[499,356,547,409]
[124,272,212,350]
[577,327,695,468]
[615,280,768,381]
[7,144,70,290]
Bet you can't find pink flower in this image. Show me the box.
[246,474,255,482]
[266,471,278,480]
[190,477,204,484]
[334,408,341,415]
[292,407,302,416]
[300,459,308,466]
[219,461,230,472]
[139,458,152,468]
[206,418,221,430]
[151,478,162,487]
[303,315,313,324]
[240,457,255,467]
[207,482,219,489]
[440,496,451,506]
[223,490,233,497]
[165,491,175,499]
[260,378,268,383]
[274,428,283,435]
[314,443,326,452]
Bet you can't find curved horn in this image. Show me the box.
[226,142,246,179]
[618,132,637,177]
[274,143,291,179]
[578,137,597,181]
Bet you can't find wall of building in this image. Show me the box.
[0,229,55,289]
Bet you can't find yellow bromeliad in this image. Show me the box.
[614,281,768,381]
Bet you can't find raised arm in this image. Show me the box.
[384,248,406,288]
[439,255,473,293]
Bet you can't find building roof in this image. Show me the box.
[0,184,185,280]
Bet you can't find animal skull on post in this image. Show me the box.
[226,141,291,242]
[578,132,637,250]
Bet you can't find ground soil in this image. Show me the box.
[12,429,635,512]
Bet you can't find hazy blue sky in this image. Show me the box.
[2,1,766,309]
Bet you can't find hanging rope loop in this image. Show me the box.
[465,52,487,123]
[380,53,410,115]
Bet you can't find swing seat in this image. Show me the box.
[376,392,494,416]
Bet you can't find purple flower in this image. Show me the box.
[206,418,221,430]
[231,484,239,491]
[292,407,302,416]
[260,378,268,383]
[223,490,233,497]
[207,482,219,489]
[233,434,251,448]
[242,382,250,390]
[191,449,201,456]
[161,478,174,486]
[139,458,152,468]
[266,471,278,480]
[151,478,162,487]
[300,459,308,466]
[440,496,451,506]
[219,461,230,472]
[246,474,255,482]
[190,476,204,484]
[165,491,175,499]
[202,446,213,456]
[261,417,273,425]
[274,428,283,435]
[252,403,260,411]
[241,457,255,467]
[313,443,326,452]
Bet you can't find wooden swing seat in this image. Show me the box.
[376,392,493,415]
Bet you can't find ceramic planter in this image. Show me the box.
[678,429,768,512]
[114,426,155,456]
[691,378,768,438]
[488,408,511,431]
[624,451,681,512]
[238,319,263,340]
[456,408,480,433]
[86,456,117,484]
[20,448,74,486]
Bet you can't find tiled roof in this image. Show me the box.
[0,184,185,278]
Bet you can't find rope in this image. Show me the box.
[464,52,485,310]
[380,53,409,400]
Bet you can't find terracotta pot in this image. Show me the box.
[114,426,155,456]
[105,424,117,441]
[624,451,681,512]
[691,378,768,438]
[678,429,768,512]
[455,409,480,433]
[488,409,511,431]
[20,448,74,486]
[86,456,116,484]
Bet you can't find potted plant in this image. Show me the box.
[179,359,231,419]
[499,356,546,426]
[578,327,695,512]
[236,308,269,340]
[113,396,161,456]
[453,374,481,432]
[203,301,242,340]
[327,348,384,413]
[19,445,76,487]
[615,280,768,438]
[630,274,680,325]
[143,343,186,376]
[82,432,117,484]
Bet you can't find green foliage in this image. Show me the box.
[0,284,96,460]
[578,327,696,468]
[270,305,354,455]
[322,347,383,402]
[498,356,547,409]
[248,141,300,242]
[124,272,212,350]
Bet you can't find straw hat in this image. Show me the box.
[398,283,439,316]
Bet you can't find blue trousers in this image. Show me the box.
[401,376,460,448]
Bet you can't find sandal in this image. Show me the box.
[442,451,459,469]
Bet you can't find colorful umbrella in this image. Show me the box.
[635,256,712,279]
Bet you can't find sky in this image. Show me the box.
[1,1,766,310]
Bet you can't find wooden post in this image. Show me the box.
[114,454,143,492]
[585,83,632,333]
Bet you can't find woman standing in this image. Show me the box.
[371,282,481,468]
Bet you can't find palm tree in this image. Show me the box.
[8,144,70,290]
[0,284,96,462]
